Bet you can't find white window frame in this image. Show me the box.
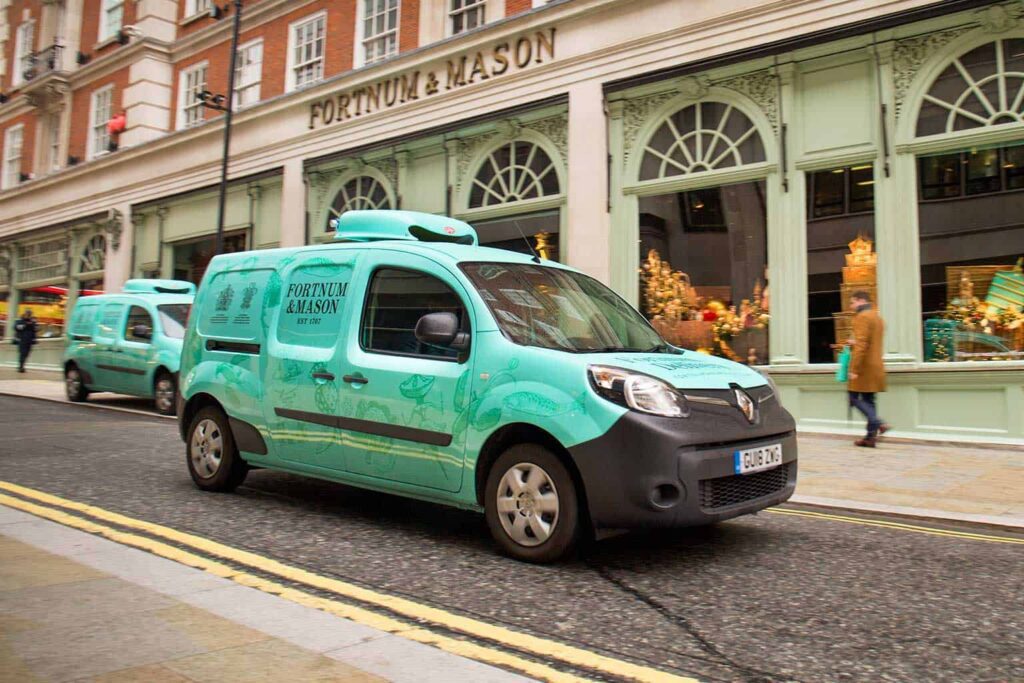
[177,61,208,130]
[185,0,212,18]
[99,0,124,43]
[12,21,34,87]
[234,39,263,109]
[356,0,399,67]
[3,125,24,190]
[88,86,113,160]
[47,111,62,173]
[286,11,326,92]
[449,0,486,36]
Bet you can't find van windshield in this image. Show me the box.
[158,304,191,339]
[461,263,667,353]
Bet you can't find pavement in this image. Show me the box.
[2,367,1021,530]
[0,506,527,683]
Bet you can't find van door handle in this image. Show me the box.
[312,371,335,381]
[343,374,368,385]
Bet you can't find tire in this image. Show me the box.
[186,406,248,492]
[154,372,177,416]
[484,444,580,563]
[65,364,89,403]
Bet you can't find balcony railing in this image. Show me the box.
[22,45,64,83]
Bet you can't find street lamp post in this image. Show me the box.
[198,0,243,256]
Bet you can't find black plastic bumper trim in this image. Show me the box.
[229,417,269,455]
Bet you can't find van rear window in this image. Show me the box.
[198,269,273,341]
[69,304,98,337]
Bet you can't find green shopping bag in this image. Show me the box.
[835,345,851,382]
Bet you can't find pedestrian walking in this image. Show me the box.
[13,309,37,373]
[847,291,888,447]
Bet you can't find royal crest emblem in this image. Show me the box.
[215,284,235,312]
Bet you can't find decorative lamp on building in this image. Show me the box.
[76,51,90,66]
[0,93,8,104]
[18,172,32,183]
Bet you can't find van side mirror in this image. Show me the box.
[132,324,153,340]
[415,312,469,351]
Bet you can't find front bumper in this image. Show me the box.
[569,389,798,530]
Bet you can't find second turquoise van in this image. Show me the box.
[64,279,194,414]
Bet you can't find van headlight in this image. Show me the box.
[588,365,689,418]
[756,368,778,397]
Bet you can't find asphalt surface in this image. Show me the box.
[0,396,1021,683]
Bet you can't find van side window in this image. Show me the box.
[124,306,154,342]
[361,268,467,360]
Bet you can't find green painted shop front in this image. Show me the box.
[599,12,1024,444]
[131,173,284,286]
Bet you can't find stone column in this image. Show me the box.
[1,244,17,341]
[122,46,173,148]
[279,157,307,248]
[767,63,804,367]
[103,204,132,292]
[566,81,610,284]
[874,42,918,364]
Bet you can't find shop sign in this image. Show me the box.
[308,28,556,130]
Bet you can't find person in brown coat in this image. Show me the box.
[847,291,889,447]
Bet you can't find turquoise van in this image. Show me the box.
[178,211,796,562]
[64,279,194,414]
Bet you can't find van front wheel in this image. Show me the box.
[485,444,580,563]
[186,406,248,492]
[65,365,88,402]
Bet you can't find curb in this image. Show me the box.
[0,390,173,420]
[787,494,1024,532]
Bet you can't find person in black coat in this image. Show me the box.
[13,309,37,373]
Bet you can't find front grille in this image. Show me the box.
[699,463,790,511]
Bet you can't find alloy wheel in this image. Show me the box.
[496,462,560,547]
[155,378,175,413]
[190,418,224,479]
[65,369,81,399]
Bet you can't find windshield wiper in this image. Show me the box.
[644,343,672,353]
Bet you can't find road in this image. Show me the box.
[1,395,1021,683]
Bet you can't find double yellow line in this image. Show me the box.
[0,480,696,683]
[767,507,1024,545]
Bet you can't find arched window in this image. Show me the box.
[917,38,1024,137]
[79,234,105,274]
[639,102,765,181]
[325,175,393,231]
[468,141,560,209]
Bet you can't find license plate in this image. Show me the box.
[734,443,783,475]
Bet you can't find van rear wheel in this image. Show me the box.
[484,444,580,563]
[154,372,176,415]
[186,406,248,492]
[65,365,88,403]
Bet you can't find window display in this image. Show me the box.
[637,181,769,364]
[806,166,876,363]
[918,145,1024,362]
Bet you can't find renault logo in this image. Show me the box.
[734,388,757,423]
